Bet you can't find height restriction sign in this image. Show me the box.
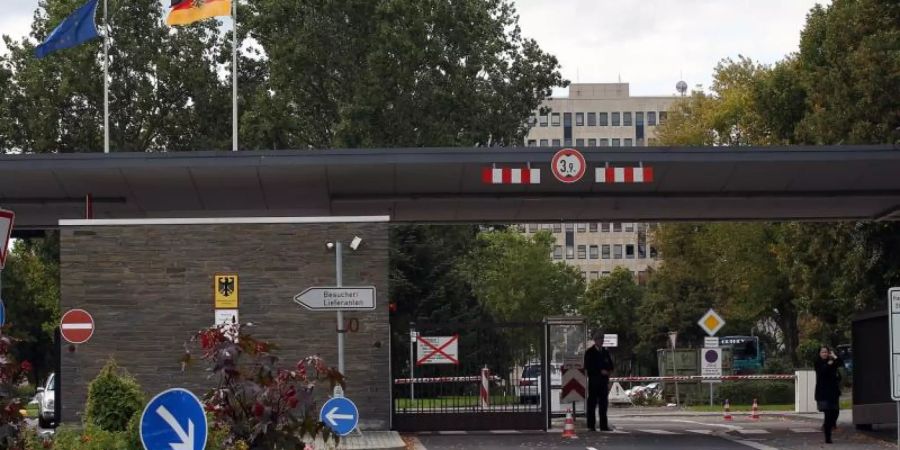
[551,148,586,183]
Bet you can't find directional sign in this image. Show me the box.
[888,287,900,400]
[560,359,586,403]
[0,208,14,269]
[698,309,725,336]
[701,348,722,383]
[416,335,459,365]
[141,388,207,450]
[294,286,376,311]
[320,396,359,437]
[551,148,587,183]
[60,309,95,344]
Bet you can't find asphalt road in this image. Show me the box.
[411,415,894,449]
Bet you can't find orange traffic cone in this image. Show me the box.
[562,408,578,439]
[723,399,733,421]
[750,398,760,420]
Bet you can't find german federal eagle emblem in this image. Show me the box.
[218,276,236,297]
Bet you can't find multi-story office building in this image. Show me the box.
[522,83,678,282]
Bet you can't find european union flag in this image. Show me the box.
[35,0,100,59]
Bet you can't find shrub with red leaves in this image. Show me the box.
[183,321,345,449]
[0,328,32,448]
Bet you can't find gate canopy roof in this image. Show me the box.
[1,145,899,230]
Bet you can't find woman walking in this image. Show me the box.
[814,346,844,444]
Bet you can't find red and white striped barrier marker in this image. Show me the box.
[595,166,654,184]
[482,167,541,185]
[393,375,502,385]
[480,367,490,408]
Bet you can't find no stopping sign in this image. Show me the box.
[551,148,586,183]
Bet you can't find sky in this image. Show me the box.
[1,0,827,96]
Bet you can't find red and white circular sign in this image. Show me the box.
[61,309,95,344]
[551,148,587,183]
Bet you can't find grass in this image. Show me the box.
[687,403,794,412]
[24,403,39,418]
[395,395,524,409]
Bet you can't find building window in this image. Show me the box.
[576,138,584,146]
[600,138,609,147]
[563,113,572,127]
[565,223,574,231]
[539,139,549,146]
[589,245,599,259]
[553,245,563,260]
[612,138,621,147]
[613,244,623,259]
[650,246,658,259]
[613,222,622,232]
[577,245,587,259]
[599,112,609,126]
[648,111,657,126]
[589,223,598,232]
[601,271,610,277]
[602,245,611,259]
[623,112,633,126]
[624,138,633,147]
[638,244,647,259]
[601,222,610,232]
[575,113,584,126]
[587,112,596,126]
[552,139,561,146]
[636,111,644,126]
[590,271,599,280]
[564,138,572,146]
[541,224,550,230]
[588,138,597,147]
[659,111,667,124]
[626,244,635,259]
[528,224,538,232]
[577,223,587,233]
[528,116,537,126]
[625,223,635,232]
[551,113,561,126]
[612,112,621,126]
[527,139,537,147]
[552,223,562,233]
[539,115,548,127]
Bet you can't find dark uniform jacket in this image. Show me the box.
[814,356,844,403]
[584,346,614,377]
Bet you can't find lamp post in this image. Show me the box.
[327,236,363,374]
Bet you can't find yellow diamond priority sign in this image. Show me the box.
[698,309,725,336]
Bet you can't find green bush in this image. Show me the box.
[716,380,794,405]
[84,359,145,432]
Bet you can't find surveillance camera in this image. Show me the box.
[325,242,335,250]
[349,236,363,251]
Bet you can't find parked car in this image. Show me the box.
[516,363,562,404]
[34,373,56,428]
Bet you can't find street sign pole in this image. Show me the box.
[409,325,416,402]
[336,241,345,375]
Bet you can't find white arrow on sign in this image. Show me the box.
[294,286,376,311]
[156,405,195,450]
[325,406,355,427]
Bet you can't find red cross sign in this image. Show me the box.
[416,335,460,365]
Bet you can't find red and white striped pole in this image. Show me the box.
[480,366,490,409]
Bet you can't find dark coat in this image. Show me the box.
[584,345,614,378]
[814,356,844,403]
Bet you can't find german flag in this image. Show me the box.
[167,0,232,26]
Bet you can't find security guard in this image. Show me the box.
[584,330,614,431]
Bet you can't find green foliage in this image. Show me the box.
[462,229,585,322]
[581,267,643,370]
[84,360,145,433]
[716,381,794,405]
[0,333,32,450]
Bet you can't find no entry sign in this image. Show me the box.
[61,309,95,344]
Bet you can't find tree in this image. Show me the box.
[244,0,565,148]
[461,229,584,322]
[580,267,643,374]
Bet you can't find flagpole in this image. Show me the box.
[103,0,109,154]
[232,0,238,152]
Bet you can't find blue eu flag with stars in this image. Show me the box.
[35,0,100,59]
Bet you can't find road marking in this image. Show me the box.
[728,439,779,450]
[790,428,819,433]
[637,429,678,435]
[686,429,714,434]
[607,429,629,434]
[438,431,466,435]
[489,430,520,434]
[587,447,599,450]
[670,419,743,432]
[738,429,770,435]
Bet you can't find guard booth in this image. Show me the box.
[390,316,586,431]
[545,316,588,418]
[852,310,893,429]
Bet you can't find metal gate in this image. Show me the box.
[391,320,548,431]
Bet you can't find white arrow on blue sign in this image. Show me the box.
[140,388,207,450]
[319,396,359,437]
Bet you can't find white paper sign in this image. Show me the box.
[700,348,722,383]
[602,334,618,347]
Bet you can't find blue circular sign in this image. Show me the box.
[320,397,359,437]
[0,298,5,327]
[140,388,208,450]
